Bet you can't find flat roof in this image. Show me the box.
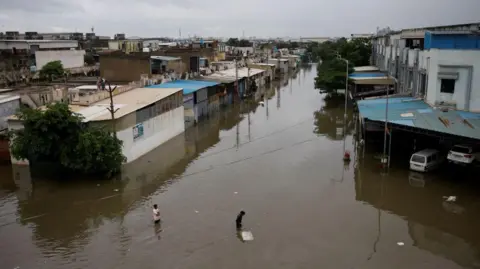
[147,80,219,95]
[249,63,276,67]
[354,66,380,72]
[209,67,265,80]
[71,87,182,121]
[0,39,77,43]
[358,97,480,140]
[150,56,181,61]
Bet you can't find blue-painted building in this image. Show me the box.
[147,80,219,126]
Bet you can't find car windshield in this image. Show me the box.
[451,146,470,154]
[411,155,426,163]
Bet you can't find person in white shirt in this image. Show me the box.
[152,204,161,224]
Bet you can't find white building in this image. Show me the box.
[268,58,289,74]
[372,22,480,112]
[8,87,185,164]
[0,40,78,51]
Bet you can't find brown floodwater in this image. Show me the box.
[1,65,480,269]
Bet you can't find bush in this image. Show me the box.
[10,103,126,177]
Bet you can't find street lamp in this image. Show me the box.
[335,53,349,120]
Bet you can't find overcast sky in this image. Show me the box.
[0,0,479,38]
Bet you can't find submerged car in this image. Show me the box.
[409,149,444,173]
[447,145,480,165]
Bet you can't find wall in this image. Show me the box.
[35,50,85,69]
[100,56,150,82]
[0,97,20,131]
[117,106,185,163]
[424,49,480,112]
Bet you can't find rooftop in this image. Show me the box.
[354,66,380,72]
[150,56,181,61]
[0,94,20,104]
[71,87,182,122]
[147,80,219,95]
[358,97,480,140]
[209,67,265,80]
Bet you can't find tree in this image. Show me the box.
[10,103,126,177]
[314,58,354,94]
[84,54,96,65]
[39,60,65,81]
[226,38,239,46]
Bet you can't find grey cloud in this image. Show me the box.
[0,0,479,37]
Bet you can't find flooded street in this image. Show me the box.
[2,65,480,269]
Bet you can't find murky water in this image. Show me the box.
[1,65,480,269]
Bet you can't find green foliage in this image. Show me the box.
[226,38,253,47]
[39,61,65,81]
[10,103,126,177]
[315,58,354,94]
[312,37,371,93]
[84,54,96,65]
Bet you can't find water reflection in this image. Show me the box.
[0,91,265,258]
[313,93,354,140]
[355,158,480,268]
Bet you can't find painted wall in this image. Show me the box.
[424,49,480,112]
[35,50,85,69]
[118,106,185,163]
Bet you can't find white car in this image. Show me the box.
[447,145,480,165]
[410,149,444,173]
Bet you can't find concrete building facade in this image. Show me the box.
[371,22,480,112]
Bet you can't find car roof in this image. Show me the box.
[413,149,439,155]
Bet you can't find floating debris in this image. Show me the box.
[194,210,199,213]
[241,231,254,241]
[234,192,238,194]
[113,189,119,192]
[397,242,404,246]
[443,196,457,202]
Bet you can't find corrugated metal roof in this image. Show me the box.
[358,97,480,139]
[198,76,237,84]
[150,56,181,61]
[147,80,219,95]
[350,72,386,78]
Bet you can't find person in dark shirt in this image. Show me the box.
[236,211,246,230]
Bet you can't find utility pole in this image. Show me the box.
[382,86,390,169]
[235,58,239,101]
[106,82,120,138]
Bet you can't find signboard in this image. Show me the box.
[133,123,144,140]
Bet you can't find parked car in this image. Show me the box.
[447,145,480,165]
[409,149,444,172]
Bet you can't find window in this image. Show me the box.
[411,155,425,164]
[440,79,455,94]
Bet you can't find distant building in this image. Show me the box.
[114,33,126,40]
[299,37,331,43]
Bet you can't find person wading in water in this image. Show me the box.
[236,211,245,230]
